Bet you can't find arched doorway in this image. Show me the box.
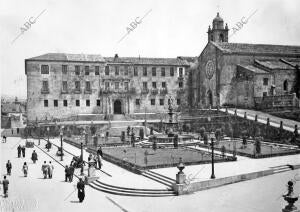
[207,90,213,107]
[283,80,288,92]
[114,100,122,114]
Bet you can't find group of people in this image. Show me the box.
[41,161,55,179]
[64,164,75,182]
[17,144,26,158]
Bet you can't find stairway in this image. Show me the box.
[89,180,176,197]
[270,165,293,173]
[141,170,176,188]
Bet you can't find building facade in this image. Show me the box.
[25,53,194,122]
[194,13,300,108]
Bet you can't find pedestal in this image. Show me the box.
[176,172,186,184]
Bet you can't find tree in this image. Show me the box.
[139,128,144,140]
[221,145,226,158]
[255,138,261,155]
[199,127,206,139]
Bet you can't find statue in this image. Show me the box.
[282,181,299,212]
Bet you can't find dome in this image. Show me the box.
[213,12,223,23]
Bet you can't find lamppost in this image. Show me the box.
[208,133,216,179]
[60,126,64,161]
[80,142,84,176]
[47,126,50,152]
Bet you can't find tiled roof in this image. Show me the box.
[238,64,269,74]
[26,53,190,66]
[27,53,105,62]
[104,57,190,66]
[255,60,294,70]
[212,42,300,55]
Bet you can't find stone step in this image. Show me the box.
[141,171,174,188]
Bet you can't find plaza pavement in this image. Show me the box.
[1,136,300,212]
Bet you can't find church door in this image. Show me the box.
[207,90,213,107]
[114,100,122,114]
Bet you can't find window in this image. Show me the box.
[134,66,138,76]
[177,98,181,105]
[41,65,49,74]
[283,80,288,91]
[97,99,100,106]
[160,99,164,105]
[263,78,268,86]
[143,67,147,76]
[143,82,148,89]
[63,100,68,107]
[136,99,140,106]
[95,66,100,75]
[152,82,157,89]
[115,82,119,90]
[75,81,80,91]
[86,100,90,107]
[76,100,80,106]
[85,81,91,91]
[44,100,48,107]
[105,66,110,75]
[75,66,80,75]
[179,81,183,88]
[151,99,155,105]
[54,100,58,107]
[170,67,174,76]
[263,92,268,97]
[162,82,166,88]
[152,67,156,76]
[124,66,129,75]
[161,68,165,76]
[105,82,109,89]
[85,66,89,75]
[62,65,68,74]
[124,82,129,90]
[42,80,49,91]
[62,81,68,92]
[115,66,119,75]
[179,68,183,77]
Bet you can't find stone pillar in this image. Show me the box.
[244,112,247,119]
[176,172,186,184]
[255,114,258,122]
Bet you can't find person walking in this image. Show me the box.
[65,165,70,182]
[31,150,38,164]
[21,145,26,158]
[1,176,9,198]
[22,162,28,177]
[69,165,75,182]
[17,145,22,158]
[97,147,103,157]
[41,161,48,179]
[96,153,102,170]
[48,161,54,179]
[6,160,12,175]
[2,135,7,143]
[77,178,85,203]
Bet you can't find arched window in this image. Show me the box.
[219,34,224,42]
[283,80,288,92]
[210,35,213,41]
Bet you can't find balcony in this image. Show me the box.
[177,89,185,95]
[74,89,81,94]
[160,88,168,95]
[150,89,159,95]
[41,88,49,94]
[141,88,149,94]
[84,89,92,94]
[61,89,68,94]
[178,76,184,81]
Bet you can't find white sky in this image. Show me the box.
[1,0,300,98]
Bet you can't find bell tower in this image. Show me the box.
[207,12,229,43]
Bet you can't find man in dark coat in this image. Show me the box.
[17,145,22,158]
[21,145,26,157]
[31,150,38,163]
[97,147,103,157]
[77,178,85,202]
[1,176,9,198]
[69,165,75,182]
[65,165,70,182]
[6,160,12,175]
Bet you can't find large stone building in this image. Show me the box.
[25,53,194,122]
[194,13,300,109]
